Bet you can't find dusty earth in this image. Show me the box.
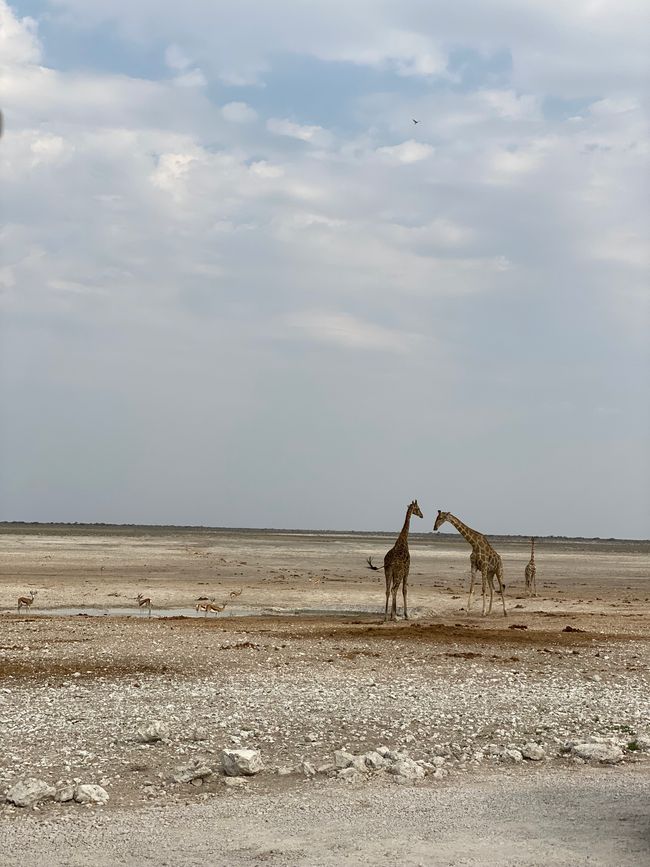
[0,525,649,866]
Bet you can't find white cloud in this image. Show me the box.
[283,311,415,352]
[376,139,434,164]
[222,101,258,123]
[164,44,191,71]
[0,0,40,64]
[173,68,206,88]
[248,160,283,179]
[267,118,331,145]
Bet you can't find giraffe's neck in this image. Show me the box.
[397,505,414,544]
[446,514,483,549]
[530,538,535,562]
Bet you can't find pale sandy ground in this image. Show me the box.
[1,526,649,866]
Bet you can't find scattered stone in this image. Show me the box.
[508,624,528,630]
[388,757,425,783]
[300,761,316,777]
[221,749,264,776]
[521,743,545,762]
[6,779,56,808]
[363,751,390,771]
[188,726,208,742]
[223,777,248,788]
[334,750,355,769]
[571,743,623,764]
[562,626,585,633]
[337,767,363,783]
[55,785,76,803]
[171,758,213,784]
[500,749,523,763]
[276,765,294,776]
[74,784,109,805]
[136,721,170,743]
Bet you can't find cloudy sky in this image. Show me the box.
[1,1,648,537]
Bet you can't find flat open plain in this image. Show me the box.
[1,526,649,866]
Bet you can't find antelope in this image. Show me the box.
[195,601,226,617]
[229,588,242,599]
[136,593,152,616]
[18,590,37,611]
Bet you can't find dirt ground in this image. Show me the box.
[0,525,649,866]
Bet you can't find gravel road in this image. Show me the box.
[2,767,648,866]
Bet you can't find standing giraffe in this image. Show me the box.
[384,500,423,622]
[433,510,507,616]
[525,537,537,596]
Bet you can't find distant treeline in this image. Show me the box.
[0,521,647,545]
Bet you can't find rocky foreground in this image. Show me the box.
[1,613,648,816]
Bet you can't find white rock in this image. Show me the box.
[300,761,316,777]
[432,756,446,768]
[276,765,294,776]
[6,779,56,808]
[224,776,248,788]
[363,751,390,771]
[388,758,426,782]
[74,784,109,805]
[571,743,623,764]
[337,767,363,783]
[171,758,213,784]
[500,749,523,763]
[55,785,76,803]
[136,721,169,743]
[334,749,355,769]
[221,749,264,776]
[189,726,208,742]
[521,743,546,761]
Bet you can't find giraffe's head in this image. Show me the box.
[433,510,449,531]
[411,500,423,519]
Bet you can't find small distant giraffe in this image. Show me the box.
[433,511,506,616]
[525,537,537,596]
[384,500,423,622]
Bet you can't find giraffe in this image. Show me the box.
[525,537,537,596]
[384,500,423,622]
[433,510,507,616]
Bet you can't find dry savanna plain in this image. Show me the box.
[0,524,649,866]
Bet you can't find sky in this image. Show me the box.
[0,1,649,538]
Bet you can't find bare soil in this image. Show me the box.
[1,526,649,865]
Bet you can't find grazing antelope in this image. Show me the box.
[229,588,242,599]
[195,601,226,617]
[136,593,152,616]
[17,590,37,611]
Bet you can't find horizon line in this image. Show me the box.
[0,520,648,544]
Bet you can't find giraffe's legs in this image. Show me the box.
[384,572,392,622]
[467,570,477,613]
[391,583,398,621]
[496,568,507,616]
[402,578,409,620]
[481,572,487,617]
[486,573,494,615]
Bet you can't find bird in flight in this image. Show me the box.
[412,118,419,124]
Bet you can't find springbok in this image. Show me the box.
[229,588,242,599]
[17,590,37,611]
[136,593,152,616]
[195,601,226,617]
